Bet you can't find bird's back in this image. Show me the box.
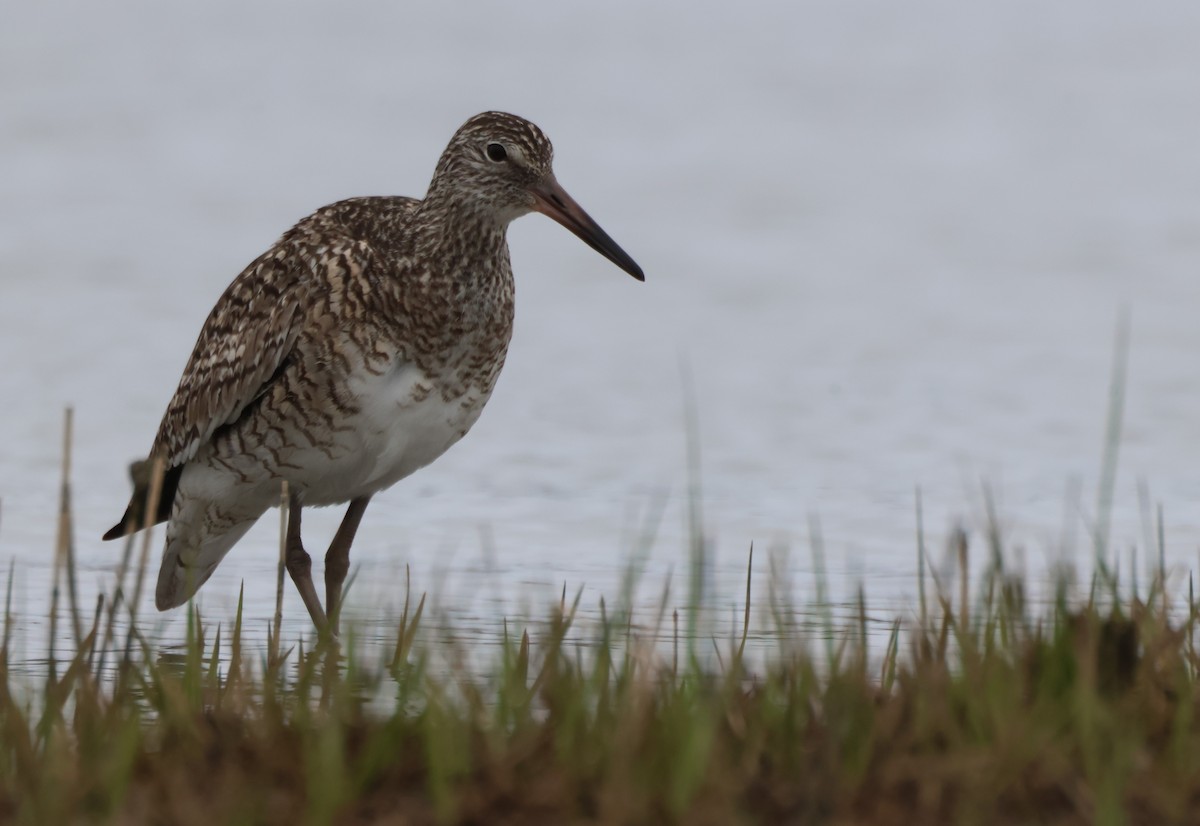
[153,196,422,467]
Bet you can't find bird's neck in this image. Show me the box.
[396,192,516,391]
[414,190,513,285]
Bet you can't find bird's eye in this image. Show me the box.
[486,143,508,162]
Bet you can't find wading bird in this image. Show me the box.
[104,112,644,635]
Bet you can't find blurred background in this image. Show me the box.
[3,1,1200,645]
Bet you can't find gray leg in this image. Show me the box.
[285,492,329,632]
[325,496,371,637]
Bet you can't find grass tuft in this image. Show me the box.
[3,526,1200,823]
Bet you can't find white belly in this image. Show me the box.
[292,363,489,505]
[162,358,494,610]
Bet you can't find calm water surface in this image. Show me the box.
[3,1,1200,655]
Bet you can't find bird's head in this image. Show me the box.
[430,111,644,281]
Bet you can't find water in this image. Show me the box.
[3,1,1200,655]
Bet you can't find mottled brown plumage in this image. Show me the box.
[104,112,643,633]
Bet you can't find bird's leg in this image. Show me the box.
[324,496,371,637]
[285,492,330,633]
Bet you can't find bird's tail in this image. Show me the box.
[155,518,258,610]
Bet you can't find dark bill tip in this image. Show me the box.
[531,178,645,282]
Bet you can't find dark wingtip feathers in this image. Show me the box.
[101,461,183,541]
[102,520,129,542]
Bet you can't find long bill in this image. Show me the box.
[531,177,645,282]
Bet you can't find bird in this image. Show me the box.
[103,111,644,635]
